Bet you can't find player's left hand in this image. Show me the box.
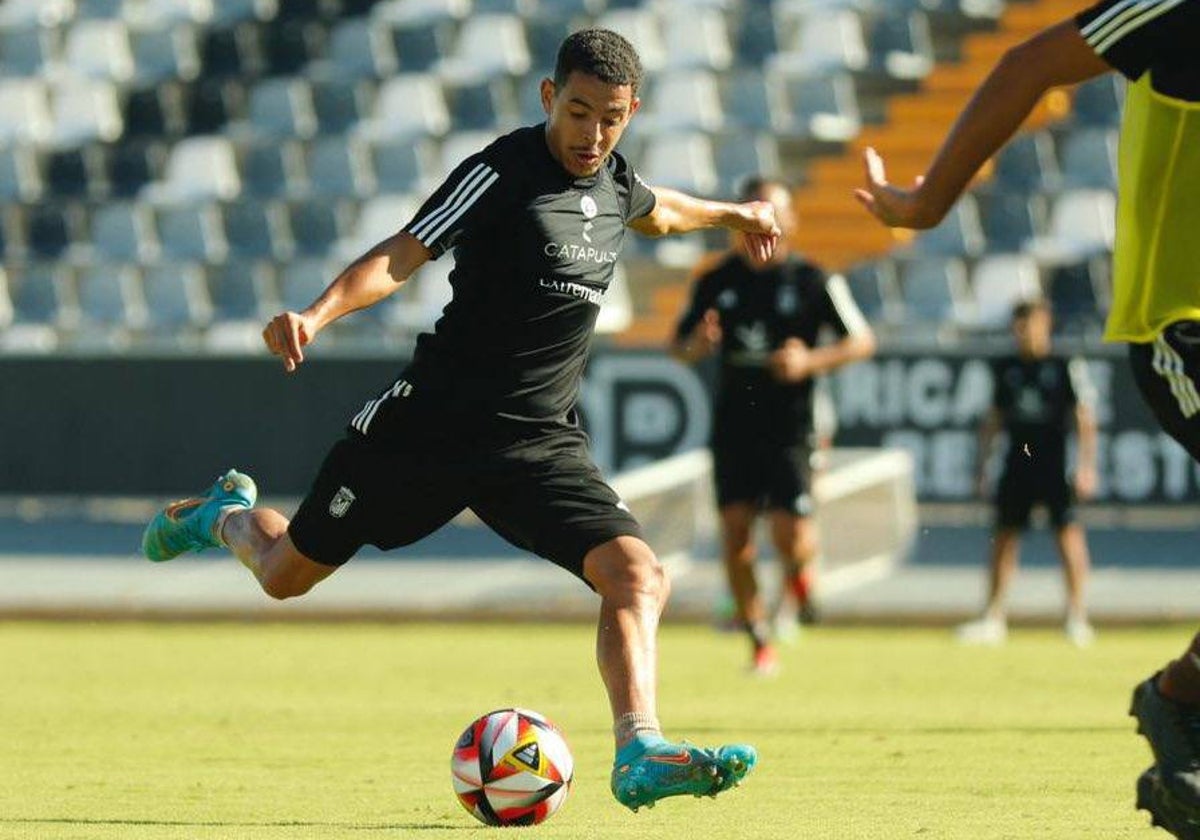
[853,147,940,230]
[737,200,781,266]
[769,338,813,383]
[1074,465,1097,501]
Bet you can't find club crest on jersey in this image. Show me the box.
[329,486,356,518]
[580,194,598,219]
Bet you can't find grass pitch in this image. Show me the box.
[0,620,1179,839]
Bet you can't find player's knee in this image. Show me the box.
[259,566,316,600]
[587,541,669,605]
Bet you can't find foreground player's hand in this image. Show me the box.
[853,147,939,230]
[262,311,314,373]
[769,338,813,383]
[738,200,781,266]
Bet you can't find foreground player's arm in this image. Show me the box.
[855,20,1110,229]
[975,407,1003,498]
[263,232,430,372]
[630,187,781,264]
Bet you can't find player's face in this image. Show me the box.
[1013,309,1052,356]
[541,71,640,178]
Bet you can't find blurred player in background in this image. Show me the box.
[957,299,1097,648]
[673,176,875,676]
[140,28,780,814]
[854,0,1200,834]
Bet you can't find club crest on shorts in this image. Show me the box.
[329,486,356,518]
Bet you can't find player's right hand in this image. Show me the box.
[262,311,314,373]
[853,147,940,230]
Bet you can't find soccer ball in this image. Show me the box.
[451,708,574,827]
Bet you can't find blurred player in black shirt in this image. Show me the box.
[673,177,875,675]
[956,300,1097,647]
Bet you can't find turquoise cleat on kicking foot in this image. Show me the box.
[611,740,757,812]
[141,469,257,562]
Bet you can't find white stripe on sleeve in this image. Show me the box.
[408,163,497,245]
[1092,0,1186,54]
[825,273,871,337]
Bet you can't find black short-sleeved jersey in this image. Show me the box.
[1076,0,1200,100]
[357,124,655,438]
[674,253,869,445]
[991,355,1093,475]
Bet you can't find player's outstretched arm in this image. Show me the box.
[263,232,430,372]
[629,187,781,265]
[855,20,1111,230]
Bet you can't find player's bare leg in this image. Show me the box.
[219,508,335,599]
[720,504,775,673]
[769,511,819,629]
[957,528,1020,645]
[585,535,756,811]
[1053,522,1094,646]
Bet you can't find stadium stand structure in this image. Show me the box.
[0,0,1115,354]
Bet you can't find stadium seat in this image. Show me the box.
[869,8,934,81]
[661,7,733,71]
[155,202,230,262]
[388,19,454,73]
[130,23,202,84]
[335,193,418,259]
[206,259,277,322]
[209,0,279,26]
[1060,128,1118,191]
[306,136,377,198]
[596,9,667,72]
[641,71,724,133]
[1046,256,1110,336]
[524,14,574,75]
[436,130,500,176]
[9,262,76,330]
[237,137,307,199]
[138,0,220,25]
[0,265,11,330]
[976,190,1046,254]
[0,144,42,202]
[140,260,213,335]
[721,69,791,133]
[732,2,777,65]
[200,22,267,79]
[51,77,125,147]
[286,196,356,256]
[274,0,339,22]
[0,79,52,145]
[845,259,901,325]
[185,77,248,133]
[278,256,339,312]
[773,8,869,76]
[372,137,439,194]
[639,132,718,195]
[75,262,147,339]
[64,19,136,81]
[444,78,519,132]
[1030,188,1117,262]
[969,253,1042,330]
[246,76,318,138]
[1072,74,1124,128]
[107,140,169,198]
[26,202,80,260]
[713,133,781,198]
[123,83,191,138]
[221,198,294,260]
[437,14,530,83]
[778,71,861,143]
[911,194,985,258]
[45,145,109,200]
[323,17,398,78]
[145,136,241,203]
[993,130,1060,194]
[0,24,61,77]
[90,201,161,262]
[261,18,328,76]
[0,0,74,29]
[896,255,972,326]
[373,0,470,27]
[310,76,372,134]
[363,73,450,139]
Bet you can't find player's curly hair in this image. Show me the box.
[554,28,644,95]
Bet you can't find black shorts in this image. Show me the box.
[994,469,1074,530]
[712,439,815,515]
[1129,322,1200,463]
[288,406,642,581]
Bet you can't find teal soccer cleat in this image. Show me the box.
[611,741,757,812]
[141,469,257,562]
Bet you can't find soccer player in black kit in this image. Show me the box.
[672,177,875,675]
[956,300,1097,648]
[854,0,1200,833]
[141,30,780,813]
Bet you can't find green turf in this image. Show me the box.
[0,621,1182,839]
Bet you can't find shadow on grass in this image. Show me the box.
[1,818,476,831]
